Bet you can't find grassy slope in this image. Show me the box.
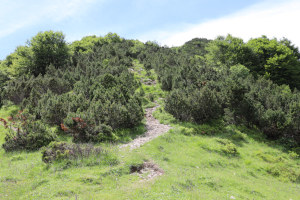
[0,61,299,200]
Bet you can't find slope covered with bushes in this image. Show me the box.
[0,32,144,149]
[0,31,299,199]
[138,35,300,147]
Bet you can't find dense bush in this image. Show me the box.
[2,111,56,151]
[165,86,222,123]
[62,115,115,143]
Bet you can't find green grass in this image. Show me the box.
[132,59,166,109]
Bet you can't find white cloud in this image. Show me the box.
[156,0,300,48]
[0,0,99,38]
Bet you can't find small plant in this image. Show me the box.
[0,117,8,128]
[147,93,155,102]
[196,122,224,135]
[179,127,196,136]
[225,126,247,142]
[42,142,71,163]
[216,138,238,155]
[42,141,119,167]
[288,151,299,159]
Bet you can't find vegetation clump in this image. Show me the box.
[2,110,56,151]
[42,141,118,167]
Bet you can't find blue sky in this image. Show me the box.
[0,0,299,59]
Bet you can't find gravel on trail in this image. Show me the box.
[120,105,171,150]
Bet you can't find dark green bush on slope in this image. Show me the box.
[2,111,56,151]
[165,86,222,123]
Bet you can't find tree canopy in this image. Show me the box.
[0,31,70,78]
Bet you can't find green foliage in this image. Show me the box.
[4,69,70,105]
[205,34,258,68]
[29,31,70,76]
[2,112,56,151]
[70,33,124,55]
[205,34,300,89]
[1,31,300,150]
[165,86,222,123]
[178,127,196,136]
[0,46,33,78]
[37,91,70,125]
[179,38,211,57]
[0,31,70,78]
[247,36,300,89]
[216,138,238,155]
[63,116,115,143]
[139,34,300,146]
[1,32,144,144]
[42,141,119,167]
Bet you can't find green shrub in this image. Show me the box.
[265,164,300,182]
[225,126,247,142]
[179,127,196,136]
[42,142,119,167]
[216,138,238,155]
[2,113,56,151]
[196,122,224,135]
[62,114,115,143]
[165,86,222,123]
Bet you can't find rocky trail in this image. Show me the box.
[120,104,171,150]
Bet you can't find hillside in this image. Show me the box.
[0,32,299,199]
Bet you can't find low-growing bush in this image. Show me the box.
[62,115,116,143]
[265,164,300,182]
[42,141,119,167]
[216,138,238,155]
[179,127,196,136]
[196,122,225,135]
[2,111,56,151]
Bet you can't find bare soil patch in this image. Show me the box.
[130,161,164,181]
[120,105,171,149]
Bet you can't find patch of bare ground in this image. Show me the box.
[130,161,164,181]
[120,104,171,149]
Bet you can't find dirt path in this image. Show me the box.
[120,105,171,150]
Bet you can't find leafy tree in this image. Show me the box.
[247,36,300,89]
[180,38,211,57]
[0,31,70,78]
[0,46,32,78]
[29,31,70,76]
[205,34,258,68]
